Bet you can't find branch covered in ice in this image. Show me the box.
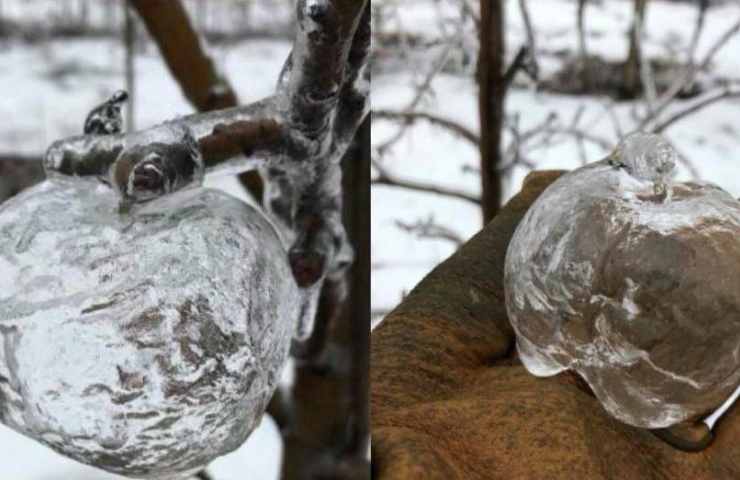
[43,0,370,290]
[276,0,370,288]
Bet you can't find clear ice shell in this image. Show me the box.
[113,122,205,207]
[505,156,740,429]
[611,132,677,184]
[0,177,300,478]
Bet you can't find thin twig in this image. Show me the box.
[395,216,466,246]
[375,41,455,156]
[373,109,480,145]
[603,100,625,139]
[502,46,531,91]
[653,86,740,133]
[372,158,481,205]
[635,5,657,115]
[639,14,740,130]
[688,0,710,63]
[577,0,588,70]
[517,0,539,81]
[460,0,481,33]
[569,106,589,164]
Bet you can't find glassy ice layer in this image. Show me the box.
[611,132,676,184]
[0,178,300,478]
[505,136,740,429]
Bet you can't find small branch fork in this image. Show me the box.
[44,0,370,293]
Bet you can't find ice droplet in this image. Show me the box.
[609,132,676,199]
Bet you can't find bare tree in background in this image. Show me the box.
[124,2,136,133]
[478,0,506,222]
[373,0,536,225]
[370,0,740,263]
[623,0,648,98]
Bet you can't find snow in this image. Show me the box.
[372,0,740,322]
[0,415,282,480]
[0,3,293,478]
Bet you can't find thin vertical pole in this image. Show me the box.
[124,2,136,132]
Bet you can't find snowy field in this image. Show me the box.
[372,0,740,321]
[0,11,292,480]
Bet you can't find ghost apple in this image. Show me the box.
[0,177,299,478]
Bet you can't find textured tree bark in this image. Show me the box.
[372,171,740,480]
[478,0,506,223]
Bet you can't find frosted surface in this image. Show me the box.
[0,178,300,478]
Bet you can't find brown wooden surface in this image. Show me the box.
[371,170,740,480]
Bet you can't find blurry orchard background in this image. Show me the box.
[371,0,740,326]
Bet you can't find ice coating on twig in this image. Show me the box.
[505,156,740,429]
[84,90,129,135]
[112,122,204,210]
[43,97,278,181]
[0,179,300,477]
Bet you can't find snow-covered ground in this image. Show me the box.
[0,14,292,480]
[372,0,740,321]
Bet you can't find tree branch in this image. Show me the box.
[478,0,506,222]
[45,0,370,290]
[374,41,454,157]
[653,86,740,133]
[372,159,481,205]
[517,0,539,81]
[129,0,238,112]
[502,46,530,92]
[577,0,588,73]
[128,0,265,202]
[373,109,480,146]
[639,14,740,130]
[395,217,465,247]
[279,116,371,480]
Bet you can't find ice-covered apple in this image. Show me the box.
[0,176,299,478]
[505,133,740,429]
